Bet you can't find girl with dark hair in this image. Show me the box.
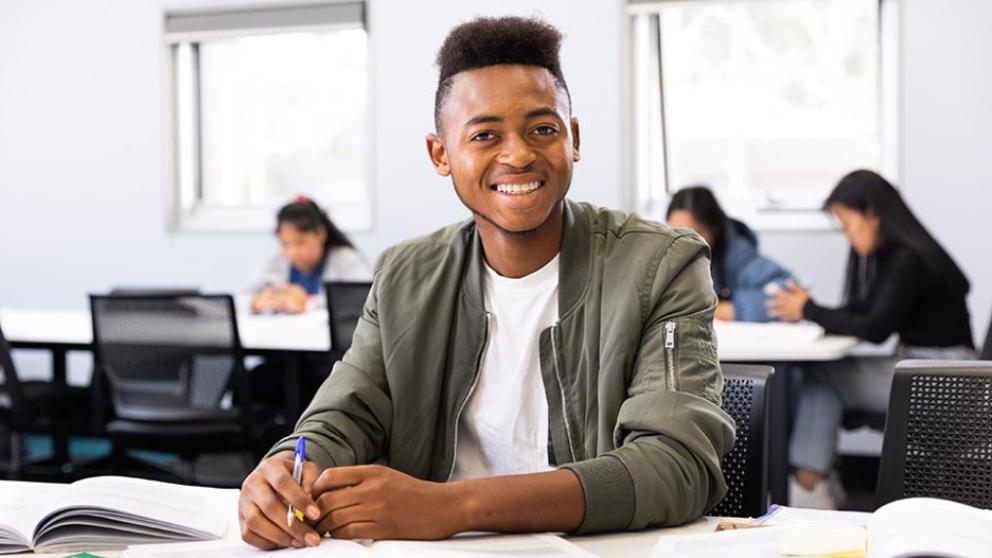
[667,186,795,322]
[768,169,975,509]
[247,196,371,314]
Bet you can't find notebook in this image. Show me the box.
[0,476,236,554]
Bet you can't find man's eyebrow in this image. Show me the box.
[464,114,503,127]
[524,107,563,121]
[463,107,564,128]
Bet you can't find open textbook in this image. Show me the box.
[0,476,236,554]
[651,498,992,558]
[123,532,596,558]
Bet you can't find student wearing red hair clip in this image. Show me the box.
[247,196,371,314]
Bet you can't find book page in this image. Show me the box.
[0,480,68,551]
[868,498,992,558]
[36,477,237,544]
[371,533,597,558]
[123,537,377,558]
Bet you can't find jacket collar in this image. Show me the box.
[462,199,591,317]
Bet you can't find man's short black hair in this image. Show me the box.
[433,16,571,130]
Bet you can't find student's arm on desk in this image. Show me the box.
[308,465,584,539]
[239,455,584,546]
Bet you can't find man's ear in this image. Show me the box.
[426,133,451,176]
[570,116,581,163]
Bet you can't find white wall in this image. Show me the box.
[897,0,992,346]
[0,0,621,311]
[0,0,989,345]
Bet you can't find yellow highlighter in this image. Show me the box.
[287,437,307,527]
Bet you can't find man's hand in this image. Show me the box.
[311,465,462,540]
[766,280,811,322]
[282,284,310,314]
[239,451,323,550]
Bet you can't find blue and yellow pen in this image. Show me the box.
[286,437,307,527]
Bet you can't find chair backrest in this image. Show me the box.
[877,360,992,508]
[0,323,25,419]
[323,281,372,355]
[110,286,201,297]
[89,294,248,423]
[712,363,774,518]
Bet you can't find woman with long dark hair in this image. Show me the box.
[247,196,371,314]
[667,186,794,322]
[769,170,975,508]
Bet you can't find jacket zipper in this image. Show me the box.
[550,323,577,462]
[446,312,491,480]
[665,321,677,391]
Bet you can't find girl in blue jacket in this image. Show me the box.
[667,186,795,322]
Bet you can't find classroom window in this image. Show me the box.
[628,0,898,227]
[166,3,370,232]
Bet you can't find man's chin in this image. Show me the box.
[473,207,561,237]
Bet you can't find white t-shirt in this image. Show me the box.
[450,255,560,480]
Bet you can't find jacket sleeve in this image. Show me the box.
[802,250,925,343]
[562,235,736,533]
[731,256,795,322]
[265,258,392,468]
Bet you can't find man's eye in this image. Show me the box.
[471,132,495,141]
[534,125,558,136]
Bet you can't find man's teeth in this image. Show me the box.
[495,181,541,194]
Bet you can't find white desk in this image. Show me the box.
[0,308,331,353]
[5,515,723,558]
[2,309,856,362]
[714,321,858,362]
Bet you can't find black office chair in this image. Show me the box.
[89,294,267,485]
[323,281,372,360]
[876,360,992,508]
[0,323,89,477]
[711,363,774,518]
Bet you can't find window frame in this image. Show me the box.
[163,2,374,233]
[622,0,901,231]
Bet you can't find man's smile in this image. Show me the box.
[492,180,544,194]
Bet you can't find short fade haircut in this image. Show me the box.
[433,16,571,130]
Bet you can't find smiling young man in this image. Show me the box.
[238,17,735,550]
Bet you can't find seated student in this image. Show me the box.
[247,197,371,314]
[667,185,795,322]
[238,16,735,549]
[768,169,975,509]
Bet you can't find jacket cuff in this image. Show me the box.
[265,435,337,470]
[802,298,820,321]
[561,455,636,534]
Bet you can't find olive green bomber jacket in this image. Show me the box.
[268,199,736,534]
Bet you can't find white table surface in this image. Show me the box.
[0,308,331,353]
[7,515,724,558]
[1,308,857,361]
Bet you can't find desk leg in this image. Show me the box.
[768,364,789,505]
[52,347,67,385]
[284,353,302,424]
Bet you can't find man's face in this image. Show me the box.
[427,64,580,236]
